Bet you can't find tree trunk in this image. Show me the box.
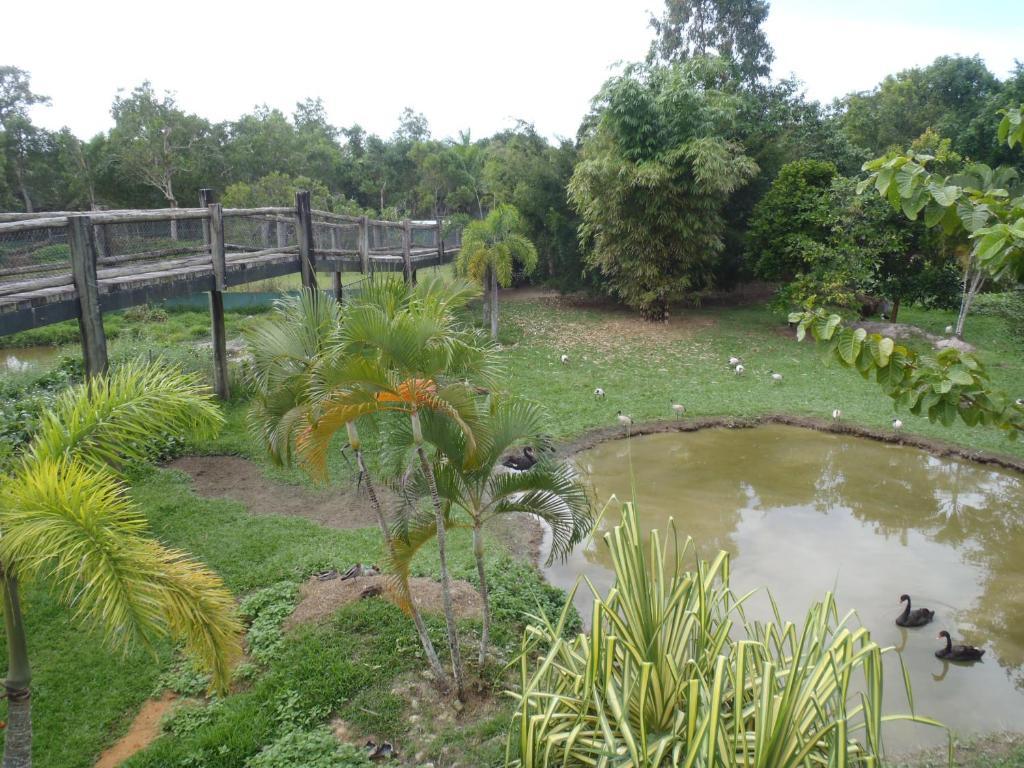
[2,569,32,768]
[955,264,985,339]
[490,268,499,340]
[472,521,491,667]
[168,197,179,241]
[348,429,447,683]
[13,164,32,214]
[412,413,464,701]
[890,295,901,323]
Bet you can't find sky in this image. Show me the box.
[5,0,1023,142]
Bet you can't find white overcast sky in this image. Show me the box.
[6,0,1023,142]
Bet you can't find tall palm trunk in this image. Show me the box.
[346,425,446,683]
[472,520,491,667]
[2,568,32,768]
[411,412,465,701]
[490,268,499,340]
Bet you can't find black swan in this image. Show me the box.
[502,446,538,472]
[935,631,985,661]
[895,594,934,627]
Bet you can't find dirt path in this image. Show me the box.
[166,455,381,530]
[94,692,178,768]
[166,455,546,564]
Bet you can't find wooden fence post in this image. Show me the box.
[436,218,444,268]
[330,225,343,302]
[295,190,317,291]
[200,188,229,400]
[68,214,108,378]
[402,219,414,284]
[359,216,370,275]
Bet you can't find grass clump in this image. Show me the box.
[239,582,301,665]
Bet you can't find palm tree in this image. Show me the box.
[387,395,592,665]
[457,204,538,339]
[246,288,450,682]
[0,362,243,768]
[297,275,501,701]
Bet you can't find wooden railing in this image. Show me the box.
[0,190,461,398]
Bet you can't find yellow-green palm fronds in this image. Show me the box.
[1,456,242,692]
[27,359,223,474]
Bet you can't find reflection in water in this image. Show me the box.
[545,426,1024,751]
[0,345,59,374]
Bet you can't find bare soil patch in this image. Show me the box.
[94,692,178,768]
[285,573,482,631]
[166,455,387,530]
[560,414,1024,474]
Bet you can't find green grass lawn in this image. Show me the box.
[0,291,1022,767]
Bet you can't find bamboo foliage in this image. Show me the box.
[506,503,947,767]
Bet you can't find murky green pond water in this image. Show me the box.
[0,345,59,374]
[545,425,1024,751]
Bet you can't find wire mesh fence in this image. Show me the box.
[0,220,71,286]
[223,213,296,254]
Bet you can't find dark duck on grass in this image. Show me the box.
[935,630,985,661]
[502,446,538,472]
[895,594,935,627]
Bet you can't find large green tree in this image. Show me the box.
[570,63,758,320]
[108,83,221,231]
[647,0,773,84]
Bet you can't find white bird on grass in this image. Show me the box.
[594,387,606,399]
[734,364,745,375]
[945,325,954,335]
[617,411,633,428]
[560,354,570,365]
[671,402,686,419]
[1015,397,1024,408]
[892,418,904,432]
[769,370,783,384]
[728,356,742,367]
[832,408,842,421]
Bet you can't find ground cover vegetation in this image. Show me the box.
[4,0,1024,765]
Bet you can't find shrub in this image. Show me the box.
[973,291,1024,339]
[506,503,944,766]
[239,581,300,664]
[245,728,373,768]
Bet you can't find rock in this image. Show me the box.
[934,337,977,353]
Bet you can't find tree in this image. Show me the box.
[245,289,447,682]
[0,67,50,212]
[570,63,758,320]
[789,105,1024,440]
[857,105,1024,337]
[839,56,1002,160]
[457,204,538,338]
[483,124,582,286]
[295,276,502,701]
[386,395,591,665]
[647,0,773,85]
[0,362,242,768]
[109,83,218,236]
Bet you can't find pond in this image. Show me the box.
[0,345,61,374]
[544,425,1024,752]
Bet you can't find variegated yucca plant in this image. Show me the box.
[507,503,947,767]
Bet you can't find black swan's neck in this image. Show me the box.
[899,599,911,620]
[943,635,952,654]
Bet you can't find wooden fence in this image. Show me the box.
[0,190,461,398]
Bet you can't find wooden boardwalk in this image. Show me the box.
[0,190,461,397]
